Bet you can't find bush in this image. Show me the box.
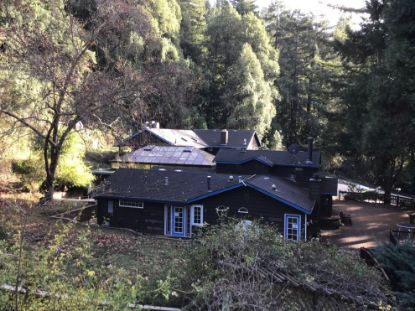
[172,220,390,310]
[374,243,415,308]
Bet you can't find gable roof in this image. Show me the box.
[116,145,215,167]
[146,128,208,148]
[117,127,260,150]
[193,129,260,148]
[215,149,321,168]
[95,168,315,214]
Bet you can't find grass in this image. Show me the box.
[0,193,185,282]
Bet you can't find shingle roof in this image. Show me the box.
[193,129,259,148]
[147,128,208,148]
[215,149,321,168]
[117,146,215,167]
[95,168,315,214]
[117,128,260,149]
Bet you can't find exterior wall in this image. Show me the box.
[97,186,309,240]
[194,187,307,240]
[97,198,165,234]
[216,161,271,175]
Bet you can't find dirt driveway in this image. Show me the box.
[321,200,410,249]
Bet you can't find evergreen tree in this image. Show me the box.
[265,6,342,147]
[179,0,208,63]
[230,0,257,15]
[204,3,279,139]
[223,43,276,136]
[336,0,415,202]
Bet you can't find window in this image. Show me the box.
[238,207,249,214]
[191,205,203,226]
[108,201,114,215]
[119,200,144,208]
[284,214,301,241]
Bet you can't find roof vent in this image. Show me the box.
[174,169,183,172]
[158,168,167,171]
[228,175,234,182]
[183,147,192,153]
[272,184,277,191]
[164,177,169,186]
[207,176,212,191]
[264,176,270,180]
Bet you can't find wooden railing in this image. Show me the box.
[339,191,415,209]
[390,229,415,245]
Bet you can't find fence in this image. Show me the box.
[339,191,415,209]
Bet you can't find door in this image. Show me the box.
[284,214,301,241]
[171,206,186,237]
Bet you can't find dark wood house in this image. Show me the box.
[95,168,318,241]
[96,135,337,240]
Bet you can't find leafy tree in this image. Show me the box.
[230,0,257,15]
[0,0,143,202]
[335,0,415,202]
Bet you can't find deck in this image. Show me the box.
[321,200,410,249]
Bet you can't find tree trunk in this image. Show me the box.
[40,144,60,204]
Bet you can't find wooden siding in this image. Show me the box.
[97,198,165,234]
[96,186,309,239]
[194,187,307,239]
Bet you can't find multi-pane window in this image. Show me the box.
[191,205,203,226]
[285,215,301,241]
[119,200,144,208]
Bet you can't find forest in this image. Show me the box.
[0,1,415,310]
[0,0,414,200]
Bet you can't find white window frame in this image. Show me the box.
[190,205,204,226]
[284,214,301,241]
[119,200,144,209]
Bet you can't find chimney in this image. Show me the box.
[164,177,169,186]
[309,174,321,200]
[221,129,228,145]
[307,137,313,164]
[207,176,212,191]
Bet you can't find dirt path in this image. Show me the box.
[321,200,410,249]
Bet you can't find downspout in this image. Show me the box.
[305,214,307,241]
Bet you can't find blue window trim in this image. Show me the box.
[284,214,302,241]
[170,206,187,237]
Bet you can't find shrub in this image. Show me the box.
[172,220,390,310]
[374,243,415,308]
